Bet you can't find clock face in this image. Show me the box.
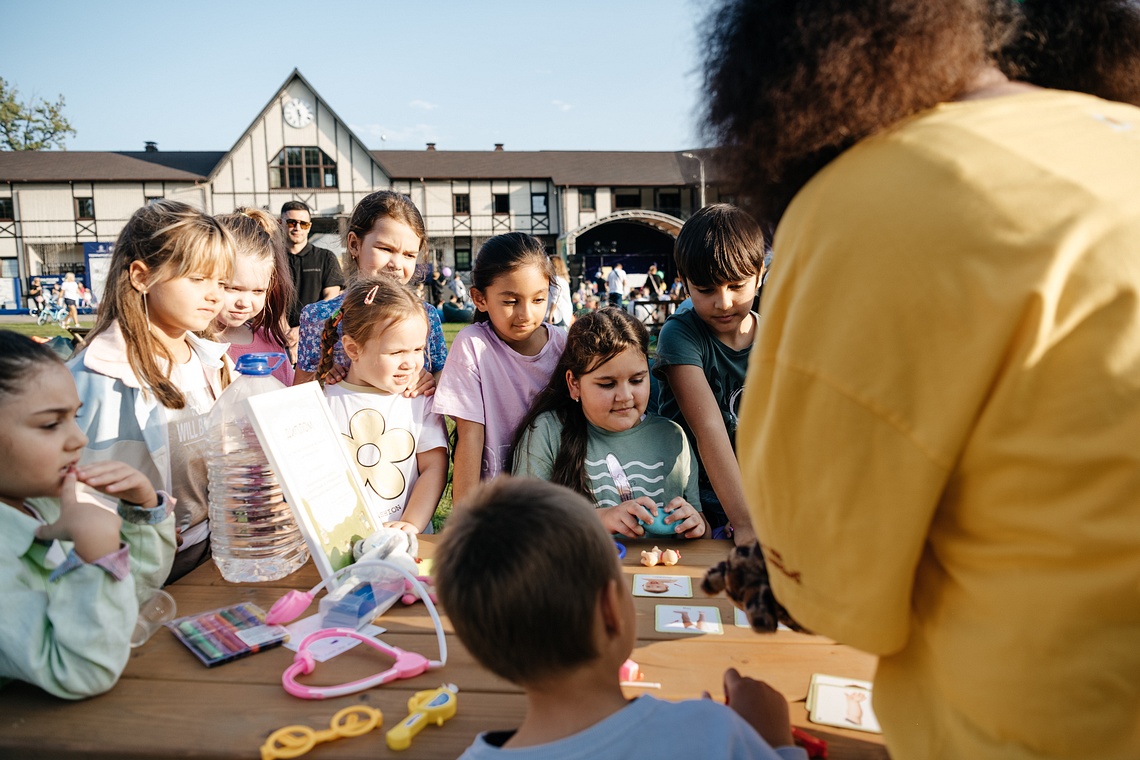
[283,97,314,128]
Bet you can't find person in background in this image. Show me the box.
[27,277,44,312]
[605,262,627,307]
[669,275,685,299]
[705,0,1140,757]
[435,477,804,760]
[60,273,81,329]
[448,267,469,306]
[281,201,343,361]
[646,263,667,298]
[547,255,574,328]
[427,265,446,310]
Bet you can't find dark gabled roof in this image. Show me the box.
[117,151,225,177]
[0,151,205,182]
[372,149,711,187]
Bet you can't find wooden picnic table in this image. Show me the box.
[0,536,889,759]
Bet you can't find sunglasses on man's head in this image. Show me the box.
[284,219,312,229]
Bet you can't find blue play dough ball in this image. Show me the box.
[639,507,675,536]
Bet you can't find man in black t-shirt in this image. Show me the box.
[281,201,344,357]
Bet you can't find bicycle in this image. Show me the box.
[34,301,71,329]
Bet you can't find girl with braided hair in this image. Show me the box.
[293,191,447,390]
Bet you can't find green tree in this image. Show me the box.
[0,77,76,151]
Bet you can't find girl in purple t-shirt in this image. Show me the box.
[433,233,567,507]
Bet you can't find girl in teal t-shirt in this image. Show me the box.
[510,308,706,539]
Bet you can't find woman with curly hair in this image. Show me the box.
[1001,0,1140,106]
[710,1,1140,758]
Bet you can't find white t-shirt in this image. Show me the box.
[61,280,80,301]
[324,382,448,524]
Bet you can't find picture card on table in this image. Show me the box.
[633,574,693,598]
[654,604,723,635]
[245,382,382,585]
[806,674,882,734]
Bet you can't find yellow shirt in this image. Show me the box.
[739,90,1140,759]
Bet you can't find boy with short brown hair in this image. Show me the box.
[435,477,805,759]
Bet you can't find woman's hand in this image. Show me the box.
[74,461,158,510]
[661,496,707,539]
[35,468,122,563]
[598,496,657,538]
[403,368,437,398]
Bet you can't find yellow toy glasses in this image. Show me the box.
[260,705,383,760]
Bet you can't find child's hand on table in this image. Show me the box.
[660,497,707,539]
[710,667,795,750]
[598,496,657,538]
[35,467,123,562]
[382,520,422,535]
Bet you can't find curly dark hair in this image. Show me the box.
[999,0,1140,106]
[701,0,1020,226]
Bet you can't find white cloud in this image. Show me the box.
[410,100,438,111]
[552,99,572,112]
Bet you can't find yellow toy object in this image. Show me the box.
[386,683,459,751]
[260,705,383,760]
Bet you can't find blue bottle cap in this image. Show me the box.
[234,352,287,376]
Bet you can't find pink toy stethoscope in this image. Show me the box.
[266,560,448,700]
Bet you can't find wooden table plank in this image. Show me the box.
[0,535,889,759]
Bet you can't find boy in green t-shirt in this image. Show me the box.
[653,204,766,545]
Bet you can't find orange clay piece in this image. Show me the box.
[640,547,662,567]
[661,549,681,566]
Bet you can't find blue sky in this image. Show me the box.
[2,0,709,153]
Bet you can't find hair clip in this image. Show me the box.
[364,285,380,305]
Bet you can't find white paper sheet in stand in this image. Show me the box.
[245,382,383,585]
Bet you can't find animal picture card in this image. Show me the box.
[633,574,692,598]
[806,674,882,734]
[655,604,723,635]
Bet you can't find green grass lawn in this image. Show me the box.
[1,319,95,341]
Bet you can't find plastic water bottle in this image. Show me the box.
[207,353,309,582]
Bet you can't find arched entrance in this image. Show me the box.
[558,210,683,292]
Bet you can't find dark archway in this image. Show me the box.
[559,211,683,291]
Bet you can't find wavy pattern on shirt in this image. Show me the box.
[585,458,667,507]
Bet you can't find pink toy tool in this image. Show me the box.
[266,559,449,700]
[282,628,432,699]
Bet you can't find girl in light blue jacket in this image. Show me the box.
[70,200,235,583]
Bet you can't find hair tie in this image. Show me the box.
[364,285,380,305]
